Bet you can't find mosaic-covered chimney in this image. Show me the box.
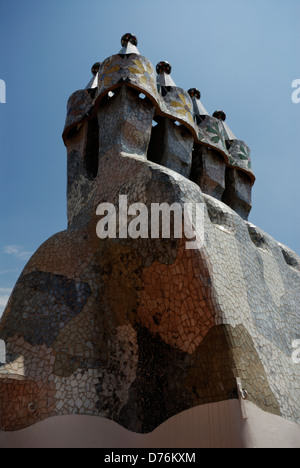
[63,33,255,226]
[1,33,299,448]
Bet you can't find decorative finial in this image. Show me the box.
[188,88,201,100]
[187,88,209,119]
[91,62,101,76]
[121,33,138,47]
[156,61,176,89]
[156,61,172,75]
[213,110,226,121]
[85,62,101,89]
[213,110,237,140]
[119,33,140,55]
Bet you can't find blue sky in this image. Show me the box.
[0,0,299,315]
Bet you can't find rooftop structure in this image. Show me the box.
[0,34,299,448]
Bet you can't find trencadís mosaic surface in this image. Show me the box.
[0,34,299,433]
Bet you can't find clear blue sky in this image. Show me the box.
[0,0,299,315]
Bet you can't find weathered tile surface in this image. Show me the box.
[0,34,299,433]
